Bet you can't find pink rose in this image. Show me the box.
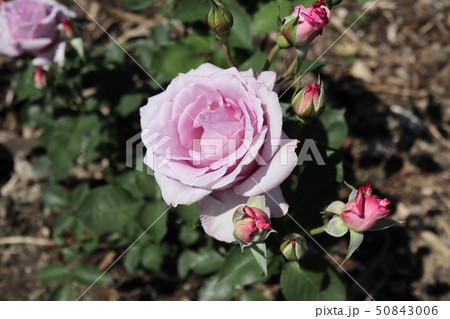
[280,1,331,48]
[140,63,298,242]
[340,184,391,232]
[0,0,75,66]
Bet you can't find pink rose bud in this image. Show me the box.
[59,18,77,38]
[292,81,325,121]
[340,184,391,232]
[278,1,331,48]
[280,233,308,261]
[34,66,49,88]
[233,205,272,247]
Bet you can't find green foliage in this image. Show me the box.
[280,257,346,300]
[73,185,141,233]
[124,0,157,11]
[72,265,109,286]
[38,264,71,284]
[50,283,74,301]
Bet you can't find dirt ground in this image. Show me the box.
[0,0,449,300]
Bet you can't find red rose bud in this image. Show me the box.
[208,0,233,40]
[233,205,272,247]
[278,1,331,48]
[280,233,308,261]
[33,66,49,88]
[59,18,77,38]
[340,184,391,232]
[292,81,325,121]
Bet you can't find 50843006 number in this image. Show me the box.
[375,306,438,316]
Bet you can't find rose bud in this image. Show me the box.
[292,81,325,122]
[340,184,391,232]
[33,66,49,88]
[278,1,331,48]
[208,0,233,40]
[59,18,77,38]
[280,233,308,261]
[233,205,273,247]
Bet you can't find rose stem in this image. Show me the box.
[263,44,281,71]
[222,43,235,67]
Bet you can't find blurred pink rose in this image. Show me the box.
[341,184,391,232]
[291,1,331,47]
[140,63,298,241]
[0,0,75,66]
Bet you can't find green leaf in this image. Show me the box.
[73,185,141,233]
[177,248,224,278]
[280,257,346,301]
[53,213,75,237]
[219,247,265,286]
[124,245,142,274]
[300,60,328,74]
[41,184,69,209]
[238,50,267,73]
[199,275,234,301]
[141,244,163,271]
[226,1,253,50]
[319,108,348,149]
[115,93,146,117]
[178,250,197,279]
[249,242,268,276]
[153,35,215,80]
[368,218,403,231]
[239,289,269,301]
[191,248,225,275]
[72,265,108,286]
[174,203,198,225]
[124,0,156,11]
[70,183,90,210]
[38,263,70,284]
[343,230,364,264]
[178,224,200,246]
[50,282,74,301]
[103,40,125,64]
[115,170,158,200]
[253,1,294,35]
[173,0,209,22]
[137,202,169,242]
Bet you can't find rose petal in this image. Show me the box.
[234,137,298,196]
[154,172,211,206]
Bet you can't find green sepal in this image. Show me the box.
[342,230,364,265]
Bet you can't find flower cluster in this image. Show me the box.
[0,0,75,66]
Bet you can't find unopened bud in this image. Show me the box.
[278,1,331,48]
[280,233,308,261]
[292,81,325,122]
[233,205,273,248]
[58,18,77,38]
[208,0,233,41]
[33,66,49,88]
